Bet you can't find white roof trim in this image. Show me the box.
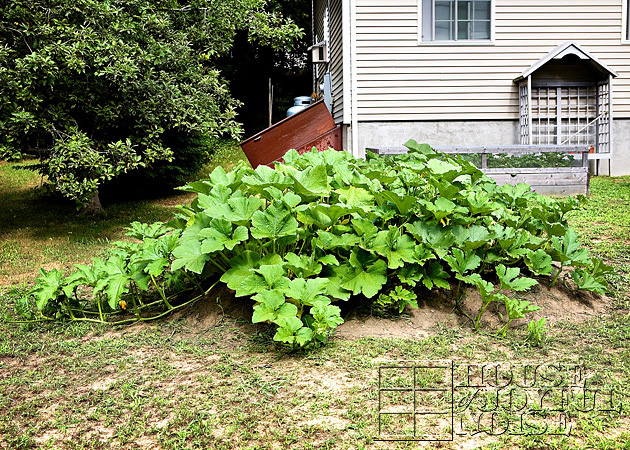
[514,41,618,82]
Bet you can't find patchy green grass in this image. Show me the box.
[0,165,628,449]
[569,176,630,309]
[0,143,247,286]
[570,176,630,262]
[0,310,627,449]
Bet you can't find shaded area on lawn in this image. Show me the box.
[0,142,248,285]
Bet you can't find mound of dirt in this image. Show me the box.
[177,279,609,340]
[336,281,608,339]
[173,284,254,329]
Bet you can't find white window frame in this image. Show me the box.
[417,0,495,45]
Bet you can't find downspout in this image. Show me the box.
[609,74,614,176]
[527,76,532,145]
[349,0,359,157]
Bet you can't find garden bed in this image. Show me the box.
[367,144,591,196]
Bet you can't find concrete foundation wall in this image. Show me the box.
[357,121,519,159]
[355,120,630,176]
[612,119,630,177]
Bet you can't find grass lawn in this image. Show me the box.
[1,148,629,450]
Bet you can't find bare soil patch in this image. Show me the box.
[161,279,610,341]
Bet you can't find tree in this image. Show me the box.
[0,0,302,210]
[217,0,313,135]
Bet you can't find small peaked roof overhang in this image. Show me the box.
[514,41,618,83]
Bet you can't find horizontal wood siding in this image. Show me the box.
[330,0,344,123]
[313,0,326,96]
[314,0,326,46]
[354,0,630,121]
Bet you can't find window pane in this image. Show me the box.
[435,21,454,40]
[457,20,471,40]
[471,20,490,39]
[457,1,471,21]
[435,1,454,21]
[472,0,490,21]
[426,0,491,41]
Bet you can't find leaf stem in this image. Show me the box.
[151,274,173,309]
[550,263,563,287]
[97,296,104,322]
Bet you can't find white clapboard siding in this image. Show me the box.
[313,0,327,87]
[330,0,344,123]
[354,0,630,121]
[314,0,345,124]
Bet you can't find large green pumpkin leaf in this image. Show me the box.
[380,190,417,214]
[421,261,450,290]
[403,140,435,156]
[199,219,248,253]
[180,180,213,195]
[405,221,456,259]
[197,184,232,214]
[284,278,329,306]
[322,264,353,301]
[220,251,262,290]
[30,268,65,311]
[223,197,264,226]
[352,218,379,239]
[397,264,424,287]
[297,207,334,229]
[273,317,313,346]
[316,231,361,250]
[314,204,354,223]
[242,165,291,190]
[237,264,290,297]
[465,191,501,216]
[431,179,462,200]
[496,264,537,292]
[341,255,387,299]
[457,273,495,297]
[426,158,462,181]
[284,253,323,278]
[452,224,493,250]
[103,273,132,310]
[444,248,482,276]
[335,186,374,209]
[422,197,467,221]
[252,290,298,323]
[550,229,590,266]
[99,256,133,309]
[372,228,418,269]
[171,240,210,274]
[179,212,213,242]
[236,275,268,297]
[310,301,344,332]
[257,265,291,290]
[251,202,298,240]
[525,249,553,275]
[571,269,606,294]
[290,164,330,197]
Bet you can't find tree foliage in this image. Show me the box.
[0,0,302,207]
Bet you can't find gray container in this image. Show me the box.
[287,96,314,117]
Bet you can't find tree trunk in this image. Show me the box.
[80,192,104,215]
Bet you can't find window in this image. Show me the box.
[420,0,491,42]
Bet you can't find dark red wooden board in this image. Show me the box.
[240,100,339,168]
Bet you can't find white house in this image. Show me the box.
[311,0,630,175]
